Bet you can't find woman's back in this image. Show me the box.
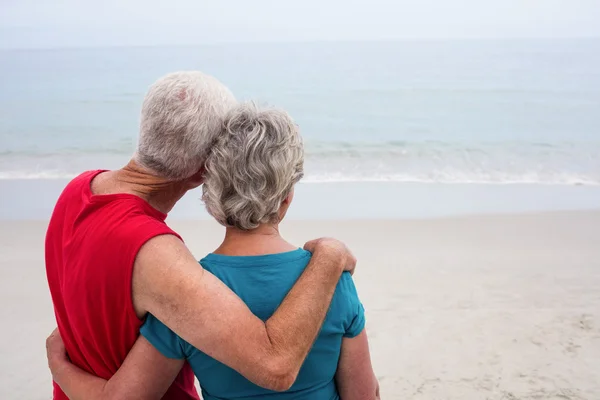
[141,249,365,400]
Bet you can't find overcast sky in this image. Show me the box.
[1,0,599,49]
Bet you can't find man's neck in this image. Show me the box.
[91,160,187,215]
[214,224,297,256]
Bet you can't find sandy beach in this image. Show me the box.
[1,211,599,399]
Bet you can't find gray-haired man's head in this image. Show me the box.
[135,71,237,180]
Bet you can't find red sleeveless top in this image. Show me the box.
[45,170,199,399]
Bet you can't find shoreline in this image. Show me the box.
[3,179,600,221]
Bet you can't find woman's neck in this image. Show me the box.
[213,224,297,256]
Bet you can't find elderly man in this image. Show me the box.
[45,72,355,399]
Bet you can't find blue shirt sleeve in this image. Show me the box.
[140,313,186,359]
[340,272,366,338]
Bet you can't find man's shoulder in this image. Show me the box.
[104,210,182,253]
[52,170,104,207]
[136,233,185,259]
[47,170,105,233]
[64,170,105,192]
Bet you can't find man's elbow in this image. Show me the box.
[259,359,298,392]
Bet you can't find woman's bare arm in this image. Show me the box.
[335,329,380,400]
[47,329,184,400]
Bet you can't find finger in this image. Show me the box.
[345,263,355,275]
[344,255,357,275]
[46,328,58,348]
[303,239,321,253]
[46,328,65,351]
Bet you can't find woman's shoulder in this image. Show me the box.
[199,248,310,269]
[336,272,359,296]
[335,273,365,337]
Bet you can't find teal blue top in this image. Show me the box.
[140,249,365,400]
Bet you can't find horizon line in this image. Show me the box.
[2,36,599,52]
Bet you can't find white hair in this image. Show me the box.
[135,71,237,180]
[202,102,304,230]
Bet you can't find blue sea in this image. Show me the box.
[1,39,599,219]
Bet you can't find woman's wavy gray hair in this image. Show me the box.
[202,102,304,230]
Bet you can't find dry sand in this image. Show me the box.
[1,211,599,399]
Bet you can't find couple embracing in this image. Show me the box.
[45,72,379,400]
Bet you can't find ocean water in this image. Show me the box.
[1,39,599,185]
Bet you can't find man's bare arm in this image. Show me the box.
[133,235,354,391]
[47,329,183,400]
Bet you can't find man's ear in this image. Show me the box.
[187,167,205,188]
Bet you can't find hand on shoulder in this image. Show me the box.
[303,238,357,275]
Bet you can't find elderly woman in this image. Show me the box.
[48,103,379,400]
